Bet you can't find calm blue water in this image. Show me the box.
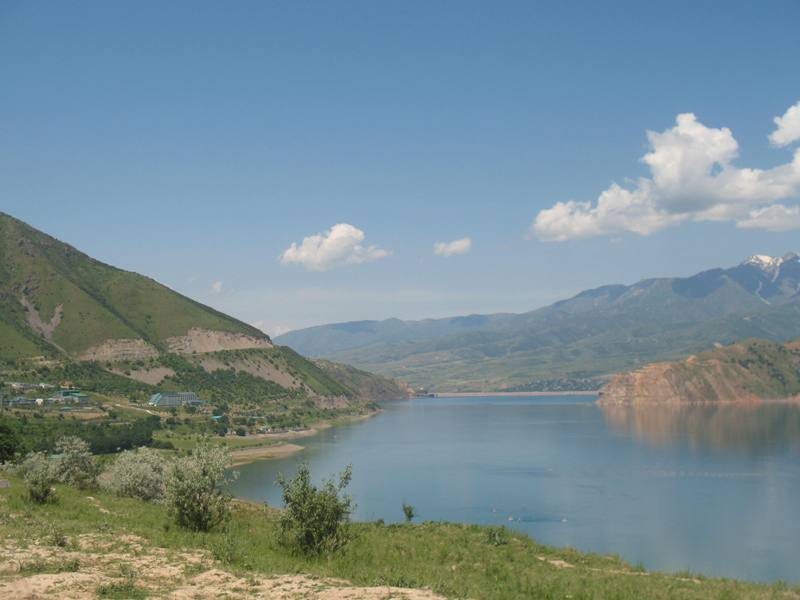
[229,395,800,583]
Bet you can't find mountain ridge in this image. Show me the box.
[276,253,800,391]
[0,211,269,361]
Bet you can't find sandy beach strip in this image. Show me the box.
[228,443,305,467]
[433,391,600,397]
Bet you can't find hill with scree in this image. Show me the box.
[0,212,409,407]
[0,212,271,361]
[599,339,800,404]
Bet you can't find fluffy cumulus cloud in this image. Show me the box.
[770,101,800,147]
[532,102,800,241]
[280,223,389,271]
[211,281,223,294]
[433,237,472,257]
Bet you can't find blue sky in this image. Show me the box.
[2,1,799,335]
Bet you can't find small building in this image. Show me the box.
[49,390,90,405]
[148,392,203,408]
[9,382,40,391]
[1,396,36,408]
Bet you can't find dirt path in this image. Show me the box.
[0,533,444,600]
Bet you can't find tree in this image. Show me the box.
[165,440,233,531]
[0,422,20,463]
[53,436,99,489]
[402,502,416,523]
[276,463,353,556]
[17,452,56,503]
[103,447,167,501]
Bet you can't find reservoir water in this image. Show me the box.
[229,395,800,583]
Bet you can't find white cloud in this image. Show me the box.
[433,237,472,257]
[770,101,800,147]
[280,223,389,271]
[737,204,800,232]
[211,281,223,294]
[532,104,800,241]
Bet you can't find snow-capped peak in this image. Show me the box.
[742,254,780,270]
[741,252,799,277]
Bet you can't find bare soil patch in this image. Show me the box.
[111,366,176,385]
[78,338,160,362]
[166,329,273,354]
[0,534,443,599]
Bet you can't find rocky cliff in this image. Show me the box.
[599,339,800,404]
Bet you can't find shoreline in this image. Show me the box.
[432,391,600,397]
[227,409,382,467]
[228,442,305,467]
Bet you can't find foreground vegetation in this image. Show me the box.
[0,473,796,599]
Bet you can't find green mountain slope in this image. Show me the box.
[277,253,800,391]
[0,212,264,359]
[0,213,407,408]
[312,359,412,401]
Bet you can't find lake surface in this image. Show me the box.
[229,395,800,583]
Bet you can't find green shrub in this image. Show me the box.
[53,436,99,489]
[402,502,416,523]
[96,580,147,599]
[0,422,21,463]
[45,522,69,547]
[276,463,353,556]
[17,452,56,504]
[103,447,168,501]
[485,526,509,546]
[211,530,239,564]
[165,440,233,531]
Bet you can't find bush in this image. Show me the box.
[53,436,99,489]
[402,502,416,523]
[165,440,233,531]
[103,447,168,501]
[485,526,509,546]
[276,463,353,556]
[17,452,56,503]
[0,422,21,463]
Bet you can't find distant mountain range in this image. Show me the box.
[0,212,408,402]
[276,253,800,391]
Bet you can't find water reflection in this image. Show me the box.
[601,402,800,454]
[231,396,800,582]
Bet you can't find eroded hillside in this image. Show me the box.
[599,339,800,404]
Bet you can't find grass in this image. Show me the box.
[95,580,149,599]
[153,429,288,451]
[0,476,796,599]
[18,557,80,576]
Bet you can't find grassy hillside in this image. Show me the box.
[0,213,407,413]
[0,212,264,359]
[313,359,412,401]
[600,338,800,404]
[0,477,795,599]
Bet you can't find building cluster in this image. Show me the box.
[1,388,91,409]
[7,382,55,391]
[148,391,203,408]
